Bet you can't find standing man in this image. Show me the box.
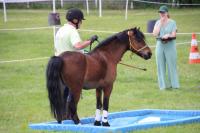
[53,8,98,123]
[153,5,180,90]
[55,8,97,56]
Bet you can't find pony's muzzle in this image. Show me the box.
[143,51,152,60]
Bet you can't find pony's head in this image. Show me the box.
[126,27,152,60]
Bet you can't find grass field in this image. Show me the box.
[0,8,200,133]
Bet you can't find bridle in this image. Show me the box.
[127,31,148,53]
[118,30,148,71]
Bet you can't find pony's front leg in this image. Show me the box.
[102,86,113,127]
[94,88,102,126]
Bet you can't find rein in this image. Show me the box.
[120,31,147,71]
[127,31,148,53]
[89,31,147,71]
[89,40,100,51]
[119,62,147,71]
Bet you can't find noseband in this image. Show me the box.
[127,31,148,53]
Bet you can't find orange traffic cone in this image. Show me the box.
[189,33,200,64]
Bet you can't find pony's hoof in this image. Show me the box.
[102,122,110,127]
[94,120,101,126]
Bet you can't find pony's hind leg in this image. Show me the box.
[63,86,71,120]
[94,88,102,126]
[68,88,82,124]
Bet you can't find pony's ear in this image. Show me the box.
[132,27,137,35]
[133,27,137,30]
[127,30,134,36]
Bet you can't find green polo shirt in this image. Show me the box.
[54,24,82,55]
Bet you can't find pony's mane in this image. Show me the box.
[92,34,118,50]
[92,27,145,51]
[131,27,145,42]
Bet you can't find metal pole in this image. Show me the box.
[27,2,30,8]
[172,0,176,7]
[53,0,56,13]
[52,0,56,50]
[3,0,7,22]
[99,0,102,17]
[61,0,63,8]
[125,0,129,20]
[95,0,98,8]
[86,0,89,14]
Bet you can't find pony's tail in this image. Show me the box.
[46,56,65,123]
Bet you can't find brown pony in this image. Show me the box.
[46,27,152,126]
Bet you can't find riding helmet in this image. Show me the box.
[66,8,85,22]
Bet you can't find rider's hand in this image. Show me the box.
[90,35,98,44]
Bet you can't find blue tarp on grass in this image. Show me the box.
[29,109,200,133]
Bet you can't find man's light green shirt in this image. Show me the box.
[55,24,82,55]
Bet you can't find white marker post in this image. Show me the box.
[86,0,89,14]
[3,0,7,22]
[52,0,56,48]
[125,0,129,20]
[99,0,102,17]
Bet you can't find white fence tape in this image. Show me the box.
[0,26,200,64]
[133,0,200,6]
[0,57,49,64]
[1,41,200,64]
[0,26,51,31]
[0,27,200,35]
